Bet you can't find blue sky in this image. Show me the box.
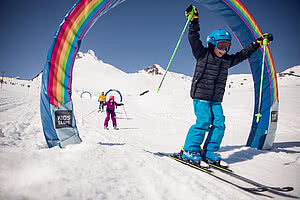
[1,0,299,80]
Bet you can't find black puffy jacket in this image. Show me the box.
[189,22,260,102]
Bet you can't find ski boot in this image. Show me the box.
[104,126,109,130]
[113,126,119,130]
[181,150,209,168]
[203,150,228,168]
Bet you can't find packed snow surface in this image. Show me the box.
[0,51,299,200]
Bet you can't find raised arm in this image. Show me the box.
[230,33,273,67]
[229,42,260,67]
[185,5,206,59]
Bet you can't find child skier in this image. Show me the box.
[103,96,124,130]
[98,92,106,112]
[182,5,273,165]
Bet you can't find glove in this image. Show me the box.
[256,33,273,47]
[185,5,198,22]
[119,103,124,106]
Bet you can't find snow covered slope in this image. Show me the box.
[0,52,299,200]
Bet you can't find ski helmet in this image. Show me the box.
[207,29,232,51]
[109,96,114,101]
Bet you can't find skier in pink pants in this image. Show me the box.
[103,96,124,130]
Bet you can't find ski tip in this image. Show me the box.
[248,186,294,193]
[281,187,294,192]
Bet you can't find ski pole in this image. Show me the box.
[157,7,195,93]
[255,36,268,123]
[82,108,97,119]
[122,105,128,120]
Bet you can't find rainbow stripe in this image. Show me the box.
[48,0,112,107]
[223,0,278,104]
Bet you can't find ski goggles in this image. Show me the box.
[216,40,231,51]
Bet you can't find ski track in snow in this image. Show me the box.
[0,90,42,149]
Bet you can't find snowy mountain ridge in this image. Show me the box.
[2,51,299,95]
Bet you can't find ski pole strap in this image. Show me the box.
[255,37,268,123]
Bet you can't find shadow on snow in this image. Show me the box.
[220,141,300,164]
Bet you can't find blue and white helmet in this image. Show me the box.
[207,29,232,46]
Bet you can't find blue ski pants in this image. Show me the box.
[184,99,225,153]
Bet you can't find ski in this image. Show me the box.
[175,148,294,194]
[205,161,294,193]
[157,152,268,194]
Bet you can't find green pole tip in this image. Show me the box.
[188,6,195,21]
[255,113,262,123]
[263,38,268,46]
[157,88,160,93]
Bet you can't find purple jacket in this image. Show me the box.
[103,101,122,113]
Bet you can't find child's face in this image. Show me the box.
[214,47,227,58]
